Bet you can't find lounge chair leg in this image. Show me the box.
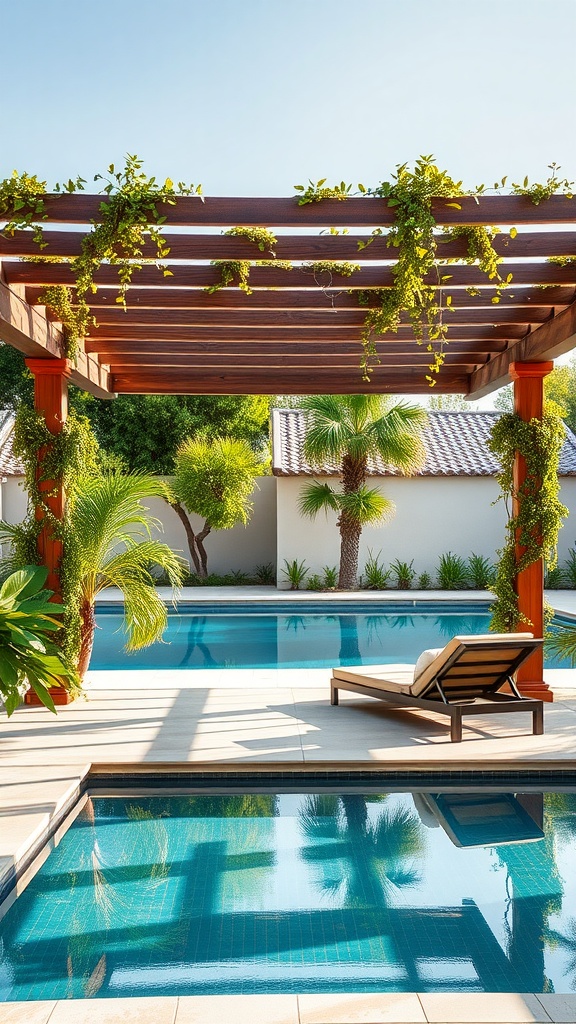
[450,710,462,743]
[330,681,339,706]
[533,703,544,735]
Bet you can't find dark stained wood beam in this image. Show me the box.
[9,261,576,291]
[469,301,576,399]
[25,193,576,228]
[26,284,575,312]
[4,230,576,262]
[83,325,524,351]
[86,338,508,358]
[84,308,544,340]
[111,367,472,395]
[105,353,481,369]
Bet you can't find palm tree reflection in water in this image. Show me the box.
[299,794,425,908]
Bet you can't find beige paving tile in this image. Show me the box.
[49,995,178,1024]
[534,994,576,1023]
[176,994,299,1024]
[419,992,551,1022]
[0,1003,56,1024]
[298,991,427,1022]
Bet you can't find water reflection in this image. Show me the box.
[2,788,576,999]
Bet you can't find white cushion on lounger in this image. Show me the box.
[332,664,414,694]
[413,648,443,682]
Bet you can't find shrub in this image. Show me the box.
[417,572,432,590]
[467,553,496,589]
[545,563,567,589]
[322,566,338,589]
[390,559,416,590]
[437,552,470,590]
[281,558,309,590]
[563,548,576,588]
[254,562,276,585]
[363,550,391,590]
[307,574,324,591]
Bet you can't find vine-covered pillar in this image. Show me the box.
[24,357,72,598]
[510,360,553,702]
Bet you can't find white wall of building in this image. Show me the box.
[276,475,576,584]
[3,472,576,583]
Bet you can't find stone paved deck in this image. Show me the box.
[2,589,576,1022]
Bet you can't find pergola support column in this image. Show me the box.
[24,358,73,707]
[510,360,554,703]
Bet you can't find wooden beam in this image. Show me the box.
[9,261,576,291]
[0,268,114,399]
[83,327,523,353]
[111,368,471,395]
[468,302,576,398]
[105,353,481,369]
[28,193,576,227]
[85,338,508,358]
[26,284,575,312]
[85,308,543,340]
[4,230,576,262]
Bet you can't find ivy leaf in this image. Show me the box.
[445,202,462,210]
[510,227,518,239]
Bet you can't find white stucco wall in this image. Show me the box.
[0,475,28,527]
[146,476,277,576]
[276,475,576,584]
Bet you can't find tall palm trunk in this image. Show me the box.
[338,513,362,589]
[338,453,366,589]
[77,599,96,680]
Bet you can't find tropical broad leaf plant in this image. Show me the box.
[298,395,427,588]
[0,565,77,715]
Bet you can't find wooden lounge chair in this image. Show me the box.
[330,633,545,742]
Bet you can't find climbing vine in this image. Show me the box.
[208,226,282,292]
[37,286,94,360]
[487,411,568,632]
[12,406,99,666]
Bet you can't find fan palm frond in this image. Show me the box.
[338,487,395,525]
[298,481,340,518]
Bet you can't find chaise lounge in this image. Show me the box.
[330,633,545,742]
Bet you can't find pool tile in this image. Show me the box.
[48,996,178,1024]
[0,1003,56,1024]
[419,992,552,1022]
[534,994,576,1022]
[176,994,299,1024]
[298,991,427,1022]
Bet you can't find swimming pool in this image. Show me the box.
[91,601,572,670]
[1,775,576,999]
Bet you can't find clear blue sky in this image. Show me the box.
[2,0,576,195]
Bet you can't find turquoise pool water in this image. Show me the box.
[1,782,576,999]
[91,602,571,669]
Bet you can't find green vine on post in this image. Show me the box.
[11,407,99,666]
[37,286,95,361]
[487,410,568,632]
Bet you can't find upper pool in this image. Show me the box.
[91,602,572,670]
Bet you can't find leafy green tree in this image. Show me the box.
[0,346,271,474]
[0,565,77,715]
[173,436,266,577]
[298,395,426,589]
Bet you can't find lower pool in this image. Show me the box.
[91,602,572,670]
[2,777,576,999]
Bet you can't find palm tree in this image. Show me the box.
[69,472,184,676]
[298,395,427,589]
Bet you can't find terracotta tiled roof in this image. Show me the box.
[271,408,576,477]
[0,411,24,477]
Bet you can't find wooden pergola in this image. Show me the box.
[2,192,576,702]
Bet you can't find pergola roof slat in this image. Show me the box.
[2,191,576,398]
[4,230,576,261]
[30,193,576,227]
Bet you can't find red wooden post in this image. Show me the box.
[510,360,554,702]
[24,358,73,706]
